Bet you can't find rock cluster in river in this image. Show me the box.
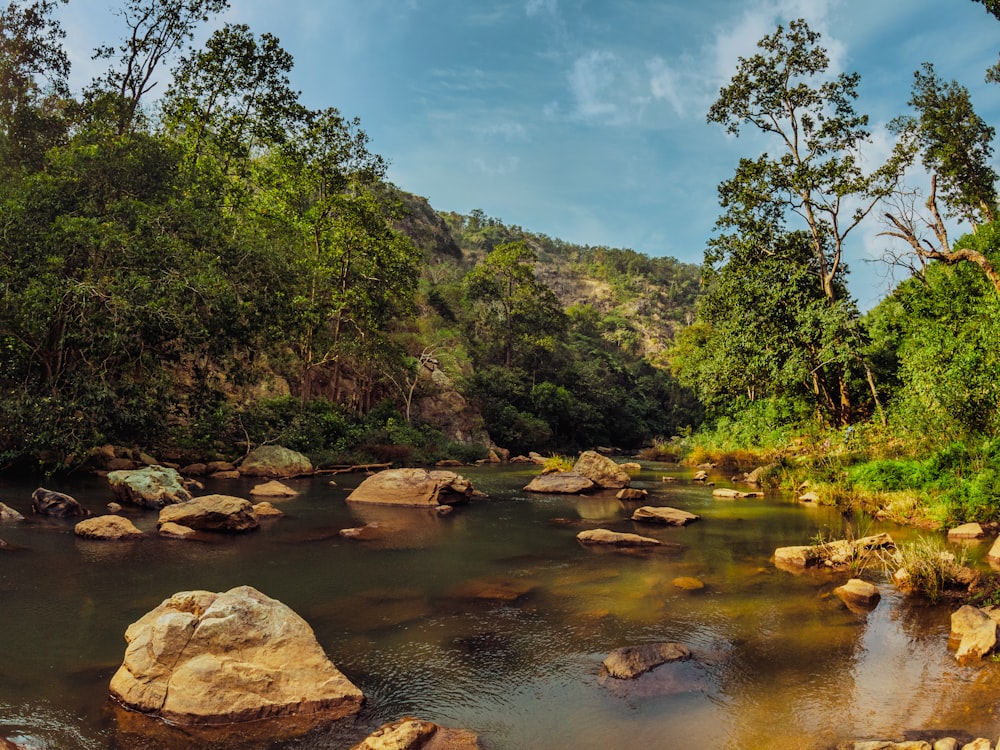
[524,450,631,494]
[351,717,482,749]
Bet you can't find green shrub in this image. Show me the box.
[847,459,930,491]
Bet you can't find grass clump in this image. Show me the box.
[542,454,575,472]
[894,536,974,603]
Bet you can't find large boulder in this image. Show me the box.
[572,451,631,489]
[523,472,595,494]
[107,466,192,509]
[352,718,482,750]
[631,506,700,526]
[109,585,364,730]
[31,488,89,518]
[239,446,312,478]
[157,495,260,533]
[602,643,692,679]
[75,515,144,540]
[346,469,474,507]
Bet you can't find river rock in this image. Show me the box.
[159,522,197,539]
[631,506,699,526]
[602,642,691,679]
[31,488,89,518]
[577,529,661,547]
[157,494,260,533]
[955,620,997,661]
[239,446,312,478]
[352,718,481,750]
[0,502,24,522]
[692,470,708,481]
[107,466,192,509]
[616,488,648,501]
[249,480,299,498]
[743,464,777,485]
[572,451,631,489]
[347,469,474,507]
[948,523,985,540]
[252,501,284,519]
[834,578,880,608]
[523,472,595,494]
[672,577,705,591]
[712,488,763,499]
[75,515,144,540]
[109,585,363,729]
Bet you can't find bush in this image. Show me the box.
[848,459,930,491]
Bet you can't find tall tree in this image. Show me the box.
[883,64,1000,295]
[462,240,566,371]
[0,0,69,168]
[89,0,228,134]
[161,23,303,185]
[705,18,898,424]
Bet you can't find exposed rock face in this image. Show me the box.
[109,586,364,729]
[346,469,474,507]
[0,502,24,522]
[631,506,699,526]
[31,488,89,518]
[352,717,482,750]
[107,466,192,509]
[249,480,299,498]
[75,515,144,540]
[157,495,260,533]
[577,529,660,546]
[239,446,313,478]
[523,472,595,494]
[602,643,691,679]
[572,451,630,489]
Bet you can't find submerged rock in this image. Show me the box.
[31,488,89,518]
[833,578,880,609]
[107,465,192,509]
[577,529,661,547]
[347,469,474,507]
[631,506,699,526]
[712,488,763,499]
[602,642,692,679]
[523,472,595,494]
[249,480,299,498]
[352,717,481,750]
[109,585,363,731]
[616,488,648,501]
[74,515,144,541]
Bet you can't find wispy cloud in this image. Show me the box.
[473,155,521,176]
[526,0,557,17]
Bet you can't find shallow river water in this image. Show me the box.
[2,464,1000,749]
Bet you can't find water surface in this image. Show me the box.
[1,465,997,749]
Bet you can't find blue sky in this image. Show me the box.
[58,0,1000,309]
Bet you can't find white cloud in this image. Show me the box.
[646,57,686,116]
[472,155,521,176]
[477,122,529,141]
[526,0,558,17]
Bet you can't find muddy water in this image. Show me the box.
[1,465,999,749]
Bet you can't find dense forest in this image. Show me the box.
[0,0,703,470]
[4,0,1000,530]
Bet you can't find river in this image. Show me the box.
[1,464,998,749]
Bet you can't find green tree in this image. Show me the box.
[0,0,70,169]
[883,64,1000,295]
[704,18,897,424]
[89,0,229,135]
[462,240,566,370]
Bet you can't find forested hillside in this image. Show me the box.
[0,0,702,470]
